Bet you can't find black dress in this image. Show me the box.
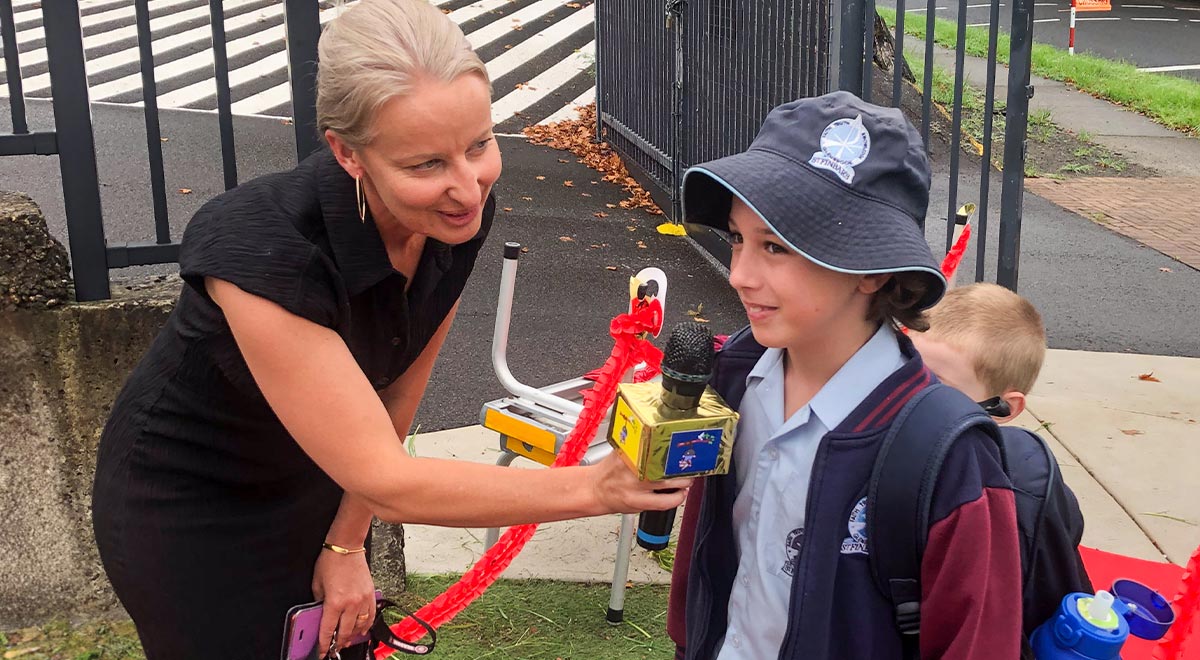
[91,149,494,660]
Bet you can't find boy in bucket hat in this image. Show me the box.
[665,91,1022,660]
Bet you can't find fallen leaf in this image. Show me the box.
[5,648,41,659]
[520,246,529,253]
[178,188,192,194]
[563,180,575,187]
[521,196,533,201]
[1160,267,1172,273]
[1120,429,1144,436]
[590,244,604,248]
[636,240,647,249]
[535,175,546,180]
[606,203,617,208]
[1137,372,1161,382]
[656,222,687,236]
[627,226,638,232]
[693,316,710,323]
[502,207,513,212]
[512,24,523,30]
[605,266,618,271]
[504,44,513,49]
[160,137,169,142]
[559,236,575,242]
[593,212,609,218]
[566,1,582,6]
[558,159,570,163]
[280,118,294,125]
[580,192,592,197]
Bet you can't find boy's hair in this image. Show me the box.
[869,272,933,332]
[922,282,1046,395]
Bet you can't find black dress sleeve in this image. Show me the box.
[178,188,342,329]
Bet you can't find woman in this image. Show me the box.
[90,2,688,658]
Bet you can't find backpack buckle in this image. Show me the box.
[895,601,921,635]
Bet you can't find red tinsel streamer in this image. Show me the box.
[374,305,664,657]
[1153,543,1200,660]
[941,222,973,281]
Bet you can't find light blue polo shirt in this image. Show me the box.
[714,325,906,660]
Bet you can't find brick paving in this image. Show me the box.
[1025,177,1200,271]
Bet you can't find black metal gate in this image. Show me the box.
[596,0,1037,289]
[0,0,322,301]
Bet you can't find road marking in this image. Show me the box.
[8,0,267,69]
[491,41,594,124]
[466,0,576,50]
[1077,16,1121,20]
[20,4,286,94]
[10,0,200,47]
[1123,3,1163,7]
[537,86,595,125]
[966,3,1003,7]
[480,3,594,82]
[1034,17,1061,22]
[1138,64,1200,72]
[906,6,948,12]
[968,21,991,25]
[1130,17,1177,21]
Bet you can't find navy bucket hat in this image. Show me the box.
[683,91,947,310]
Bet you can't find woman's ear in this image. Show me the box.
[325,129,365,180]
[858,273,891,295]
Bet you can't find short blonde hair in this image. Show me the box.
[923,282,1046,395]
[317,0,491,149]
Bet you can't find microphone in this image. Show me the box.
[606,322,739,551]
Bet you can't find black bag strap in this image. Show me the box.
[371,599,436,656]
[866,383,1004,660]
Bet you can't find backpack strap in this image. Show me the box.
[866,383,1005,660]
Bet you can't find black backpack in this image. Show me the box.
[866,383,1093,660]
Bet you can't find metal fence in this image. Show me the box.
[596,0,1036,289]
[0,0,322,301]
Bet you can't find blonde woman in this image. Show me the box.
[90,2,689,658]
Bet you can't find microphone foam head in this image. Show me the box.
[662,322,715,381]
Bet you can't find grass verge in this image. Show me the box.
[2,575,675,660]
[877,7,1200,136]
[904,43,1145,178]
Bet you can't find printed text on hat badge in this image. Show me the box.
[808,115,871,185]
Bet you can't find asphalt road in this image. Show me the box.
[2,101,1198,431]
[881,0,1200,80]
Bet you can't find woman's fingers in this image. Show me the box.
[350,593,377,641]
[592,453,692,513]
[317,604,340,658]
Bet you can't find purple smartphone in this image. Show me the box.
[280,590,383,660]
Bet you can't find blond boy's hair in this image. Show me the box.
[923,283,1046,395]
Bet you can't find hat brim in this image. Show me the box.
[682,149,947,310]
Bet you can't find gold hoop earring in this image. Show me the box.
[354,176,367,224]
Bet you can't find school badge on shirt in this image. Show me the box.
[840,497,869,555]
[781,527,804,576]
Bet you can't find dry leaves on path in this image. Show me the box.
[1120,429,1145,436]
[523,103,664,216]
[1137,372,1161,382]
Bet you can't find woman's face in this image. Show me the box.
[330,73,502,245]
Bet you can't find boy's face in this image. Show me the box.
[727,200,887,352]
[910,332,1025,423]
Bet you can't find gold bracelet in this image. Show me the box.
[322,542,366,555]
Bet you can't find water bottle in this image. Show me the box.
[1031,579,1176,659]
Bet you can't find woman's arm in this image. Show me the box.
[207,277,687,527]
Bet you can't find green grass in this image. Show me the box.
[3,576,675,660]
[877,7,1200,135]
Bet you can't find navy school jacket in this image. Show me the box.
[667,327,1022,660]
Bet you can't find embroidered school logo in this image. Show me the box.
[808,115,871,184]
[840,497,869,555]
[781,527,804,577]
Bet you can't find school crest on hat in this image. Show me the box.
[808,115,871,184]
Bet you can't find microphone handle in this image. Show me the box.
[637,500,678,551]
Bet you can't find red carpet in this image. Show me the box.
[1080,546,1194,659]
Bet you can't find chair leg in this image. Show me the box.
[484,445,521,550]
[607,513,637,624]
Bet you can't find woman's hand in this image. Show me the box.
[312,547,377,657]
[590,452,693,514]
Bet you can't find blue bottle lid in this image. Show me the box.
[1112,578,1176,641]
